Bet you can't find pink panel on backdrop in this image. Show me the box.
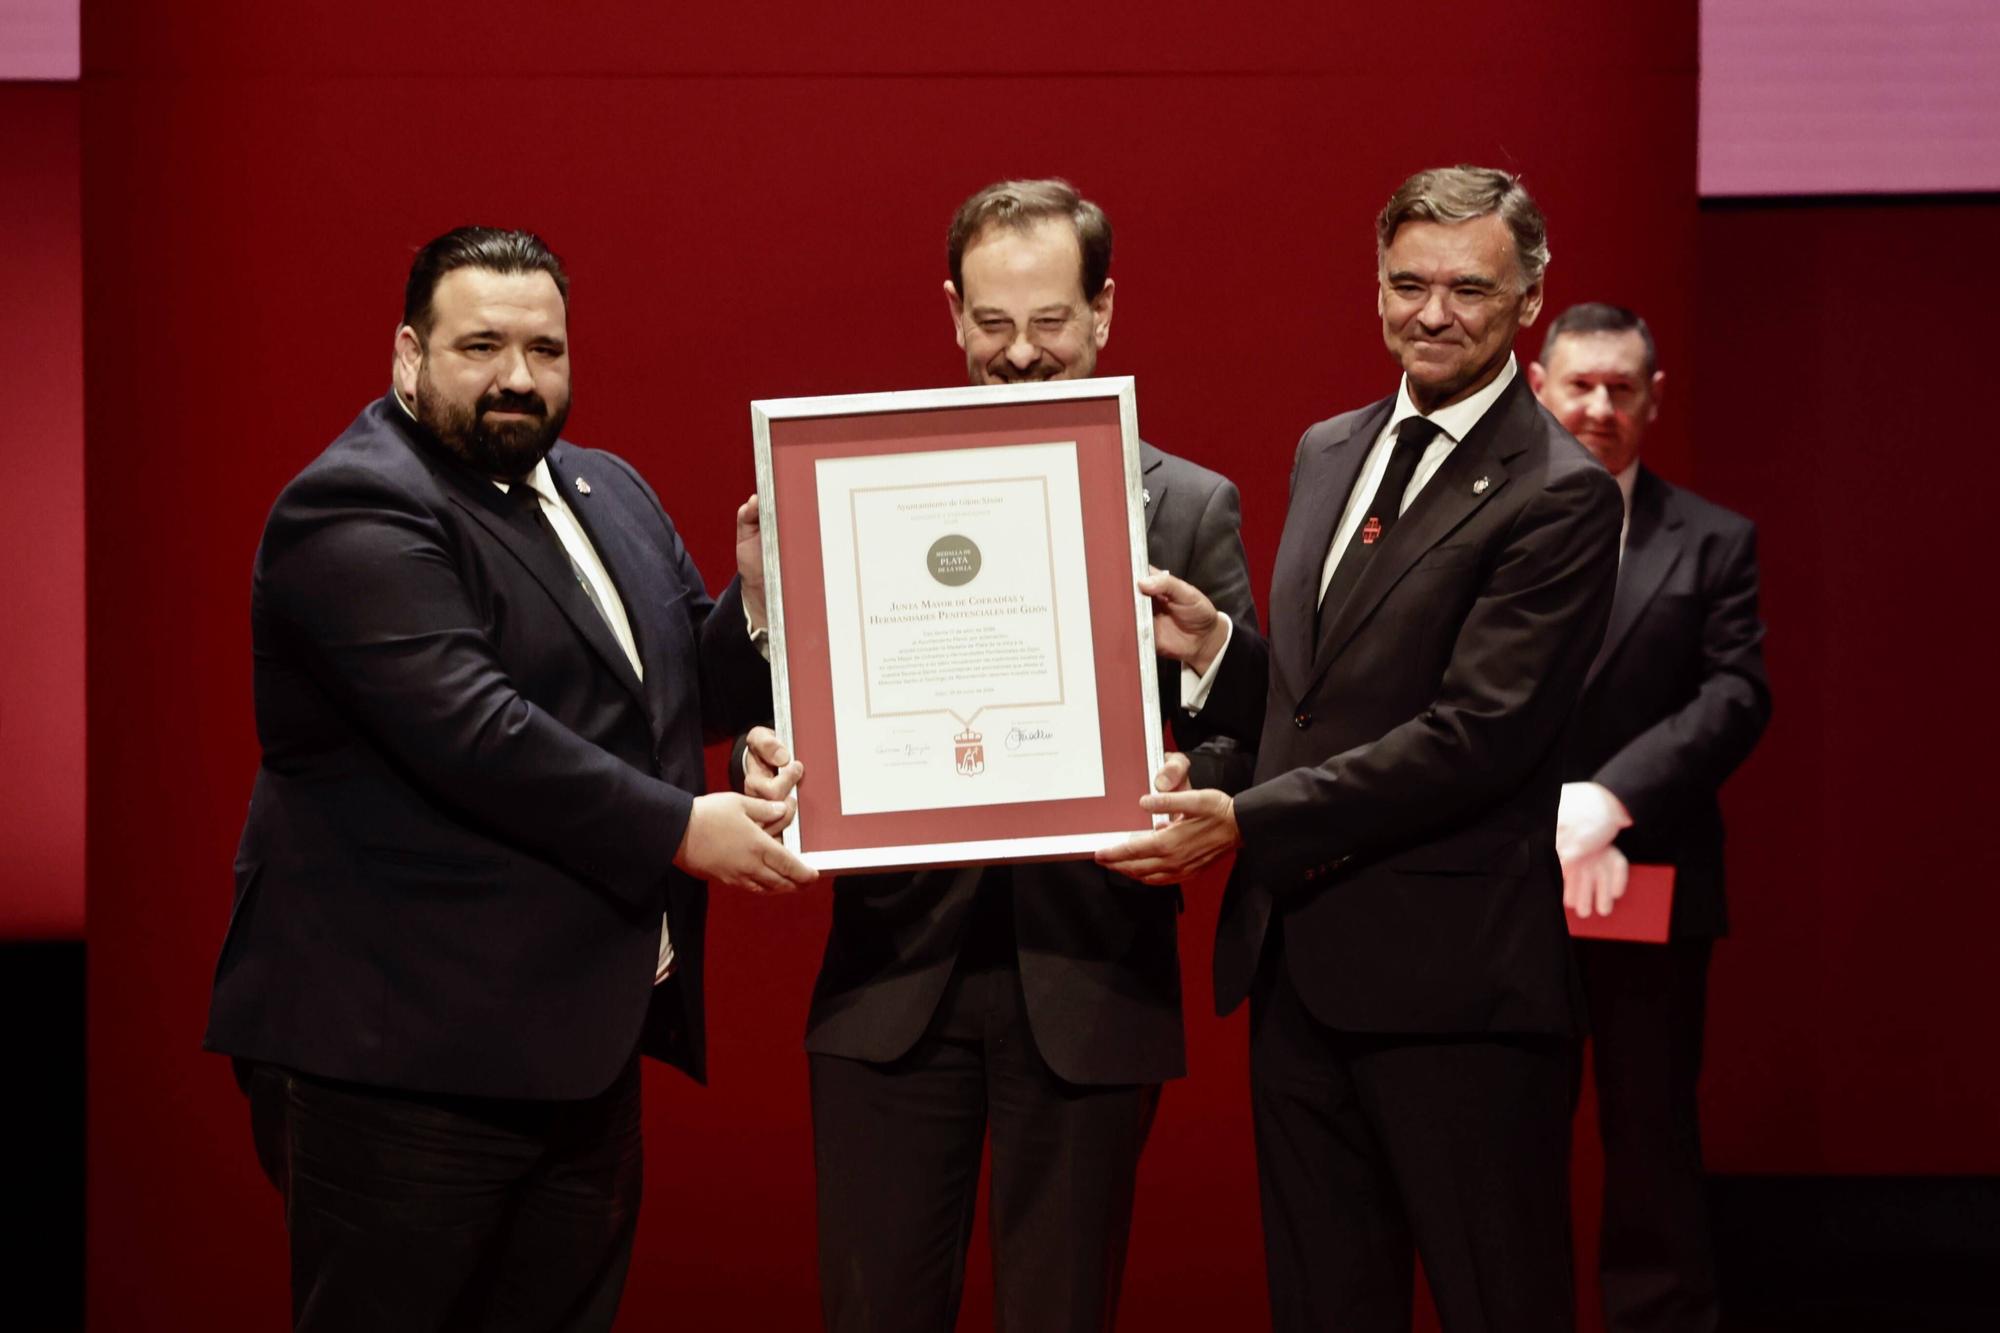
[0,84,84,937]
[1702,0,2000,195]
[0,0,80,79]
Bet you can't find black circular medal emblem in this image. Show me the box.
[926,535,981,586]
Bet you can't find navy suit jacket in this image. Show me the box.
[1565,466,1771,938]
[1201,374,1622,1035]
[205,396,769,1099]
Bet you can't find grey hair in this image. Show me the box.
[1376,165,1550,289]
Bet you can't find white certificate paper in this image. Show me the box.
[816,442,1104,816]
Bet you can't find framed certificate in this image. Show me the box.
[752,377,1163,872]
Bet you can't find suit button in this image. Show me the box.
[1293,711,1311,729]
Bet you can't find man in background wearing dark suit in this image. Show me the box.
[205,227,814,1333]
[1529,303,1771,1333]
[1102,166,1623,1332]
[747,179,1258,1332]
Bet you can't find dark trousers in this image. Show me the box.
[809,949,1160,1333]
[1577,938,1718,1333]
[244,1058,643,1333]
[1249,935,1578,1333]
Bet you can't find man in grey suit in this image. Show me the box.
[746,178,1258,1332]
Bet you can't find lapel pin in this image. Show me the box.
[1143,487,1152,505]
[1472,476,1490,495]
[574,477,592,496]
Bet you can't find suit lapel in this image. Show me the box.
[541,445,668,734]
[1273,398,1392,692]
[443,449,650,713]
[1308,378,1531,680]
[1586,466,1683,686]
[1139,441,1165,536]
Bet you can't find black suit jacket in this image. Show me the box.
[1200,374,1623,1036]
[1565,466,1771,939]
[804,442,1258,1085]
[204,396,769,1099]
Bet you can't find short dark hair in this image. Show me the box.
[947,178,1113,301]
[1539,302,1658,376]
[1377,165,1549,289]
[402,227,569,337]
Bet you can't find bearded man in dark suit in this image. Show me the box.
[205,227,814,1333]
[745,179,1258,1333]
[1529,302,1771,1333]
[1102,166,1624,1332]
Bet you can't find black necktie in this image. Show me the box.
[1317,416,1445,631]
[504,480,617,633]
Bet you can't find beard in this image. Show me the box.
[415,365,570,481]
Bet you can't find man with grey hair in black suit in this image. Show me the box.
[1104,166,1624,1332]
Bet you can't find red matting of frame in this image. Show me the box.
[769,397,1152,858]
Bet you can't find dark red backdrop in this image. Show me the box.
[1689,200,2000,1176]
[73,3,1992,1330]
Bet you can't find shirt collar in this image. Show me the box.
[1613,458,1640,511]
[492,456,557,504]
[1388,353,1518,444]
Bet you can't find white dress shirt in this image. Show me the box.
[1612,459,1638,559]
[1186,357,1520,714]
[501,461,644,685]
